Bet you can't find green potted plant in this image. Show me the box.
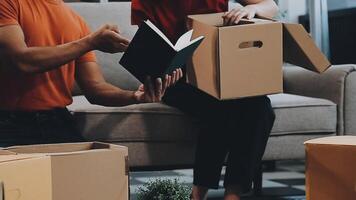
[137,178,191,200]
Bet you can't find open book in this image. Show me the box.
[120,20,204,82]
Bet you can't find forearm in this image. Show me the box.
[84,82,138,107]
[244,0,279,18]
[14,37,92,73]
[0,23,129,74]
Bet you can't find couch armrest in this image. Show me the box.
[283,65,356,135]
[345,70,356,136]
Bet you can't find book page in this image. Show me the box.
[174,30,193,51]
[145,20,175,49]
[176,36,204,51]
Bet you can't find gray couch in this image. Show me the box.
[67,3,356,170]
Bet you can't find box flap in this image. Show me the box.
[305,136,356,146]
[6,142,107,154]
[188,13,271,28]
[188,13,225,27]
[0,150,16,156]
[6,142,126,156]
[7,142,93,153]
[93,142,129,152]
[0,154,45,163]
[283,23,331,73]
[91,142,125,150]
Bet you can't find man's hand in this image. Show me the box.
[134,68,183,103]
[222,5,257,25]
[87,24,130,53]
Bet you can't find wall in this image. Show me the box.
[328,0,356,10]
[277,0,356,23]
[277,0,307,23]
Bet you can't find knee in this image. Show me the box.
[247,96,274,113]
[251,96,271,106]
[245,96,276,127]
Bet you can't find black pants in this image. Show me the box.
[0,108,84,147]
[163,82,275,193]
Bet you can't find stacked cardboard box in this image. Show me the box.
[0,142,129,200]
[305,136,356,200]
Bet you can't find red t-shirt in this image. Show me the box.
[132,0,228,42]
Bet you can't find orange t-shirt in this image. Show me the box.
[0,0,96,111]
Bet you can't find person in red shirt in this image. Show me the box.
[132,0,278,199]
[0,0,182,146]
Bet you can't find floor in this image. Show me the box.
[130,160,306,200]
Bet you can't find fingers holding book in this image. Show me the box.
[162,68,183,94]
[134,76,161,103]
[171,68,183,84]
[134,68,183,103]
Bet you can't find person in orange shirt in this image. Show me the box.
[0,0,182,146]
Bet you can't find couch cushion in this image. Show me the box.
[68,93,337,142]
[67,96,198,142]
[68,2,141,94]
[269,94,337,136]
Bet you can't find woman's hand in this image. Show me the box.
[222,5,257,25]
[134,68,183,103]
[223,0,279,25]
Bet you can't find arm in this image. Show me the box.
[223,0,279,25]
[75,62,137,106]
[0,24,129,74]
[76,62,183,106]
[241,0,279,19]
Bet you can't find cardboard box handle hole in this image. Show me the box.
[239,41,263,49]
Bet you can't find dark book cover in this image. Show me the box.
[120,20,204,82]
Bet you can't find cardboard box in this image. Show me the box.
[305,136,356,200]
[0,142,129,200]
[187,13,331,100]
[0,150,15,156]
